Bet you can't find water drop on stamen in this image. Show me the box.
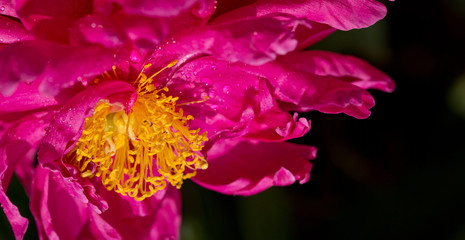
[222,85,231,94]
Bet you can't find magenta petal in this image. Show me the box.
[193,138,316,196]
[0,0,18,17]
[0,40,50,97]
[0,80,57,113]
[0,187,28,239]
[39,44,128,96]
[0,15,32,44]
[31,166,181,240]
[150,16,298,66]
[278,51,395,92]
[112,0,208,17]
[214,0,387,31]
[15,0,92,43]
[31,167,120,239]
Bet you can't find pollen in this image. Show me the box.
[68,60,208,201]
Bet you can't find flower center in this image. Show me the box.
[69,61,208,201]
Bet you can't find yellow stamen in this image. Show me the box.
[68,60,208,201]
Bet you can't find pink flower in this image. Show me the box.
[0,0,394,239]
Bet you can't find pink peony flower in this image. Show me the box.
[0,0,394,239]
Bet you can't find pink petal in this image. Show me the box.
[213,0,387,31]
[0,14,32,44]
[15,0,92,43]
[0,0,18,17]
[0,80,57,113]
[0,187,28,239]
[39,44,129,96]
[193,138,316,196]
[0,40,50,97]
[31,166,181,240]
[148,15,298,66]
[278,51,395,92]
[109,0,212,17]
[30,167,120,239]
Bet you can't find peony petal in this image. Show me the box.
[0,80,57,113]
[0,187,28,239]
[148,15,298,66]
[39,44,128,96]
[277,51,395,92]
[0,0,18,17]
[0,40,50,97]
[110,0,210,17]
[193,138,316,196]
[31,166,181,240]
[213,0,387,31]
[15,0,93,43]
[0,14,32,44]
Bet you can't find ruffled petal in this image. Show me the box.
[213,0,387,31]
[0,14,32,44]
[0,187,28,239]
[39,44,128,96]
[30,167,120,240]
[0,40,50,97]
[0,111,51,240]
[0,0,18,17]
[148,15,298,66]
[168,57,305,144]
[109,0,212,18]
[31,166,181,240]
[0,80,57,113]
[277,51,395,92]
[193,138,316,196]
[15,0,92,43]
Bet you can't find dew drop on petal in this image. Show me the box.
[201,77,211,86]
[130,51,142,63]
[211,65,217,70]
[208,89,216,98]
[222,85,231,94]
[185,73,191,79]
[91,22,97,28]
[0,6,5,12]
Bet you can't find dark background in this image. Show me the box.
[2,0,465,239]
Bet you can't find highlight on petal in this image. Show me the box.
[193,138,316,196]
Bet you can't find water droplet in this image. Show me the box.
[91,22,97,28]
[193,93,198,98]
[201,77,211,86]
[211,65,217,70]
[222,85,231,94]
[185,73,191,79]
[130,51,141,63]
[0,6,5,12]
[208,89,216,98]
